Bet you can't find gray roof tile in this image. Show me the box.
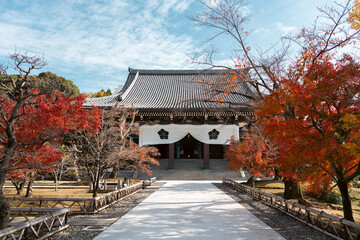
[83,68,255,111]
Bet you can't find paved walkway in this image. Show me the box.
[95,181,285,240]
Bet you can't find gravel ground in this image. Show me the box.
[50,182,333,240]
[214,183,333,240]
[50,182,165,240]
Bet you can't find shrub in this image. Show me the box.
[316,191,342,205]
[351,177,360,188]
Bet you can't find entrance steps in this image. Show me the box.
[137,159,250,180]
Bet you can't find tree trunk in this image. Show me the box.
[109,166,119,179]
[92,181,98,198]
[72,166,81,181]
[283,178,304,201]
[0,194,9,230]
[10,179,23,195]
[0,144,16,229]
[338,180,354,222]
[0,170,10,229]
[273,167,281,180]
[54,171,60,192]
[247,176,255,188]
[15,181,26,195]
[15,182,21,195]
[54,177,58,191]
[25,179,33,198]
[19,179,26,194]
[75,167,81,181]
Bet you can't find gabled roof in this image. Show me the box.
[83,68,256,111]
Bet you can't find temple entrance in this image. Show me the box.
[176,134,202,159]
[210,144,224,159]
[154,144,169,159]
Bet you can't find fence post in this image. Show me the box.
[306,207,311,224]
[222,178,360,240]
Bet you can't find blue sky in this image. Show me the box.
[0,0,334,93]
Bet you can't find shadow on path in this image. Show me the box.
[95,181,284,240]
[213,183,332,240]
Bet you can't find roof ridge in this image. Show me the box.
[120,71,139,100]
[128,68,231,75]
[85,93,120,101]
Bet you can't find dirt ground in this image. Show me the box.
[3,178,140,198]
[3,188,96,198]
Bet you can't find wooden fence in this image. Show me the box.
[0,207,69,240]
[5,182,143,214]
[143,177,157,188]
[223,178,360,240]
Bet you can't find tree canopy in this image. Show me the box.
[1,71,80,97]
[258,51,360,221]
[85,88,112,98]
[0,52,101,228]
[225,129,277,187]
[36,71,80,96]
[349,0,360,30]
[192,0,360,221]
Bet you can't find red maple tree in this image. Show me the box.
[115,142,160,176]
[4,93,101,196]
[225,129,277,187]
[0,52,102,228]
[258,52,360,221]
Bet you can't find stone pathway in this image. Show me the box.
[95,181,285,240]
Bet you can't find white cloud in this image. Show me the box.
[214,58,237,68]
[274,22,297,35]
[253,27,270,35]
[155,0,193,16]
[0,0,196,91]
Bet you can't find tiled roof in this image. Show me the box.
[83,68,255,111]
[84,94,120,108]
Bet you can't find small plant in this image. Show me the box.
[351,177,360,188]
[316,191,342,205]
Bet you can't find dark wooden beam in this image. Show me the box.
[203,143,209,169]
[168,143,175,169]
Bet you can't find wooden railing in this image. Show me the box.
[0,207,69,240]
[223,178,360,240]
[9,207,65,225]
[6,182,143,214]
[143,177,157,188]
[92,182,143,213]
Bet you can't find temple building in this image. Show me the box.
[84,68,254,178]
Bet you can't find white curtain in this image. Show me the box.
[139,124,239,146]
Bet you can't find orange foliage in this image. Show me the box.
[349,0,360,30]
[225,130,276,179]
[258,53,360,193]
[84,89,112,98]
[122,142,160,176]
[2,93,102,178]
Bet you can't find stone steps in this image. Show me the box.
[137,158,250,180]
[149,170,246,180]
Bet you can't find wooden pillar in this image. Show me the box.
[203,143,209,169]
[234,115,239,125]
[168,143,175,169]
